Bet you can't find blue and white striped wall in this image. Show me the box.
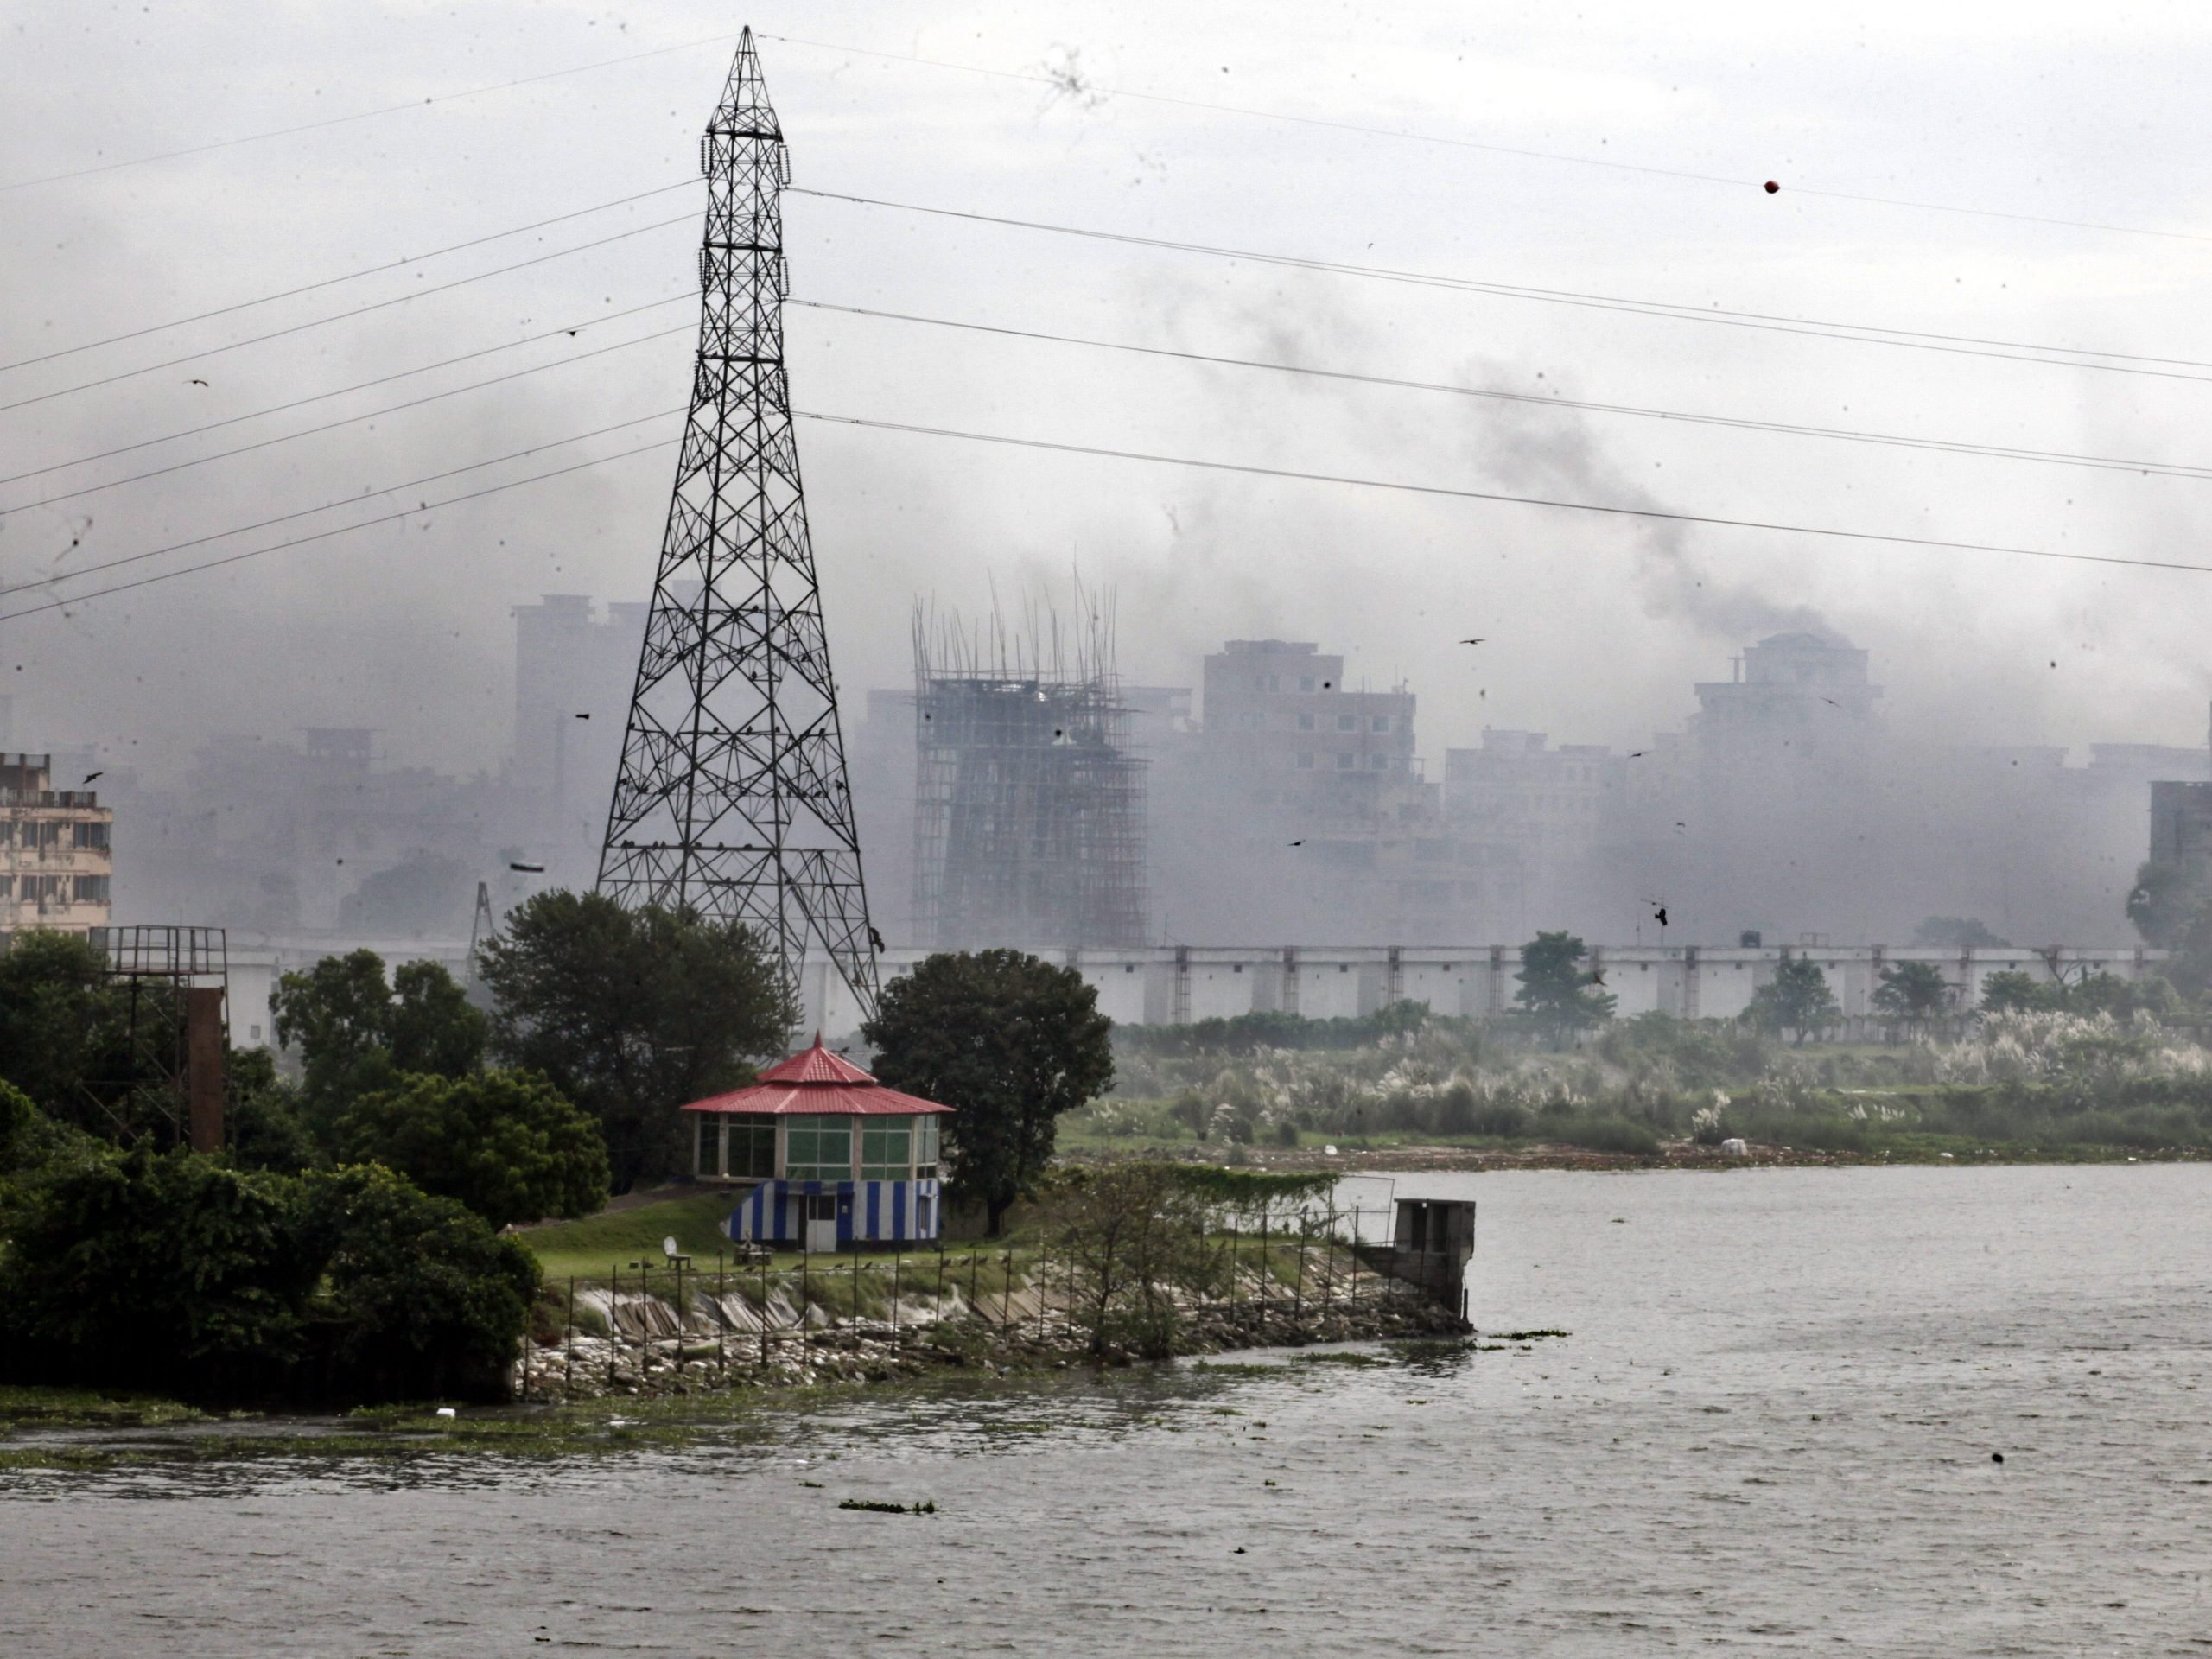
[724,1179,944,1247]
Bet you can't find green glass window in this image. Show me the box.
[914,1114,941,1177]
[727,1114,777,1179]
[696,1115,721,1177]
[859,1118,912,1180]
[784,1115,853,1182]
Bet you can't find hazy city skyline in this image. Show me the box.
[9,3,2212,795]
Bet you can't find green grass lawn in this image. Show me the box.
[518,1188,1051,1286]
[520,1188,745,1282]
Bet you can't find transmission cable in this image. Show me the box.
[0,294,694,492]
[0,212,693,416]
[792,188,2212,385]
[0,408,685,603]
[1,33,741,193]
[0,181,698,375]
[19,285,2202,525]
[12,399,2212,629]
[762,31,2212,249]
[791,410,2212,579]
[0,322,691,515]
[0,432,681,624]
[792,298,2212,482]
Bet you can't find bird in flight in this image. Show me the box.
[82,771,102,784]
[1649,903,1669,928]
[187,378,208,386]
[1628,750,1650,759]
[1459,638,1486,646]
[1586,969,1607,988]
[1288,839,1305,848]
[868,925,887,953]
[509,861,545,874]
[574,711,590,720]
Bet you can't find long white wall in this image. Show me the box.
[800,942,2162,1039]
[227,935,2158,1052]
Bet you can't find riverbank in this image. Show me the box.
[515,1254,1464,1403]
[1063,1135,2212,1173]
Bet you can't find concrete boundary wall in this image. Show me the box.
[222,935,2158,1047]
[802,942,2160,1038]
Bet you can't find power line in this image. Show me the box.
[0,408,683,602]
[0,323,691,515]
[794,298,2212,483]
[0,431,678,624]
[793,188,2212,385]
[0,295,694,492]
[763,30,2212,250]
[21,277,2194,529]
[791,409,2212,579]
[2,33,741,193]
[14,396,2207,627]
[16,283,2198,527]
[0,181,697,375]
[0,212,694,417]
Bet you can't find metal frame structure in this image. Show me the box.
[88,925,230,1150]
[911,600,1149,951]
[598,30,880,1024]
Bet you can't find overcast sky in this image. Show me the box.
[6,0,2212,782]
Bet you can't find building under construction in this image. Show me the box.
[912,601,1148,951]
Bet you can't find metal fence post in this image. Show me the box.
[565,1276,575,1396]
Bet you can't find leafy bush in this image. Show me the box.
[1114,1000,1440,1058]
[301,1165,541,1402]
[334,1068,607,1228]
[0,1146,537,1404]
[1544,1115,1661,1157]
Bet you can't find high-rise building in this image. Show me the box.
[0,753,112,933]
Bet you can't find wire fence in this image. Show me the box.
[519,1203,1421,1399]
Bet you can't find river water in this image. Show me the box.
[4,1163,2208,1655]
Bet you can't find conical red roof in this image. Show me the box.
[679,1034,952,1117]
[753,1034,876,1086]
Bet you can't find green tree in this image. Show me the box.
[225,1046,321,1173]
[862,949,1115,1236]
[1514,931,1616,1046]
[300,1164,541,1402]
[2127,860,2209,948]
[1746,956,1842,1045]
[334,1069,607,1228]
[0,1146,321,1394]
[476,891,792,1191]
[0,1147,537,1404]
[272,950,486,1129]
[1978,969,2056,1014]
[1048,1161,1214,1358]
[0,930,179,1140]
[390,960,489,1075]
[1872,961,1953,1037]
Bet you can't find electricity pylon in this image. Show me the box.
[598,29,880,1026]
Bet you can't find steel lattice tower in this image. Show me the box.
[598,29,880,1022]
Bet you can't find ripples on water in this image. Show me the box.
[3,1164,2207,1655]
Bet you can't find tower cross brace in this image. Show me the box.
[598,29,880,1025]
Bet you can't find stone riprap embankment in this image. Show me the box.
[516,1259,1463,1402]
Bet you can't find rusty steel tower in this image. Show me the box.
[598,29,879,1021]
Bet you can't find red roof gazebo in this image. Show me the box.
[680,1035,955,1119]
[681,1037,952,1248]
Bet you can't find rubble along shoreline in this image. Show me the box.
[515,1274,1466,1403]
